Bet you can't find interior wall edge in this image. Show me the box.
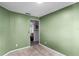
[40,2,79,56]
[0,5,39,56]
[40,2,77,19]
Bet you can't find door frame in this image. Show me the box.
[30,19,40,46]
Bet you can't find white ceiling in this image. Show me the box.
[0,2,75,17]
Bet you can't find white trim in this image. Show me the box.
[39,19,40,44]
[3,46,30,56]
[3,44,65,56]
[40,44,66,56]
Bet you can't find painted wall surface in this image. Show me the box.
[40,3,79,56]
[0,6,31,55]
[0,6,10,55]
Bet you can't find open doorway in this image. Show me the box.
[30,20,40,46]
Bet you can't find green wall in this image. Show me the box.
[40,3,79,56]
[0,6,10,55]
[0,6,31,55]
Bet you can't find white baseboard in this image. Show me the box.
[3,44,65,56]
[3,46,30,56]
[40,44,66,56]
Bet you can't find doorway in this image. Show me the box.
[30,20,40,46]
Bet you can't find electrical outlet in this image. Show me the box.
[16,44,18,47]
